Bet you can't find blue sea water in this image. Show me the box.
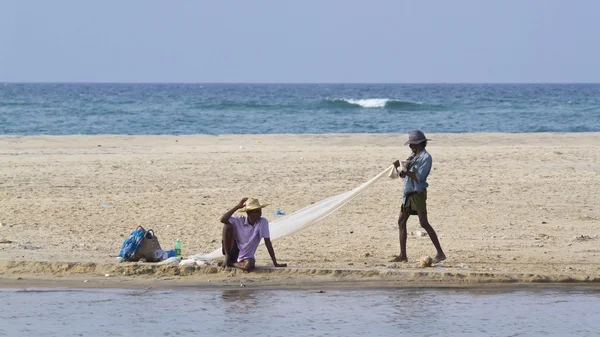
[1,287,599,337]
[1,83,599,135]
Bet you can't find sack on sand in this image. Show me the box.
[118,226,146,260]
[133,229,163,262]
[118,226,164,262]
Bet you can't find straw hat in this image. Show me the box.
[238,198,269,212]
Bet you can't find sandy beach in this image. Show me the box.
[1,133,599,288]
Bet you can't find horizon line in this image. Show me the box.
[2,81,600,85]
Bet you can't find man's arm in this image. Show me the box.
[403,155,431,182]
[220,197,248,224]
[404,171,417,180]
[414,155,432,182]
[264,238,287,267]
[393,160,408,178]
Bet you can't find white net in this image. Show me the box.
[186,164,396,263]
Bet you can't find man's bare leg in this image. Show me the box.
[221,223,235,267]
[417,211,446,263]
[390,210,410,262]
[232,259,255,272]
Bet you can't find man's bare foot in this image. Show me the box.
[217,258,233,268]
[390,255,408,262]
[433,254,446,263]
[233,259,255,272]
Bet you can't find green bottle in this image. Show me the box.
[174,239,182,258]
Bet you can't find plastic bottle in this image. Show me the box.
[174,239,182,258]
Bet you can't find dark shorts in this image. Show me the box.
[401,190,427,215]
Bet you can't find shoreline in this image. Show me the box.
[2,258,599,290]
[1,133,599,289]
[2,261,599,290]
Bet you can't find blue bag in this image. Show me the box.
[118,226,147,260]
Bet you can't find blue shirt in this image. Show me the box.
[402,150,432,202]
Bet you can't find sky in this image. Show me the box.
[0,0,599,83]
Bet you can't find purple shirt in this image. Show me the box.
[228,215,270,262]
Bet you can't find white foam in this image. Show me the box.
[345,98,389,108]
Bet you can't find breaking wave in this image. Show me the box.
[322,98,439,110]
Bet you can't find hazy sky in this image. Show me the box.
[1,0,599,83]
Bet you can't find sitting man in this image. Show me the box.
[219,197,287,271]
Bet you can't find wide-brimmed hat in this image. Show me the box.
[404,130,430,145]
[238,198,269,212]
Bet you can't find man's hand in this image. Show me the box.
[236,197,249,209]
[274,262,287,267]
[393,160,400,168]
[221,197,249,225]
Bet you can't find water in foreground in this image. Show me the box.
[1,286,599,336]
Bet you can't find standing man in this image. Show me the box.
[220,197,287,271]
[391,130,446,264]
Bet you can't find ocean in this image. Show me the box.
[1,83,599,135]
[1,287,599,337]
